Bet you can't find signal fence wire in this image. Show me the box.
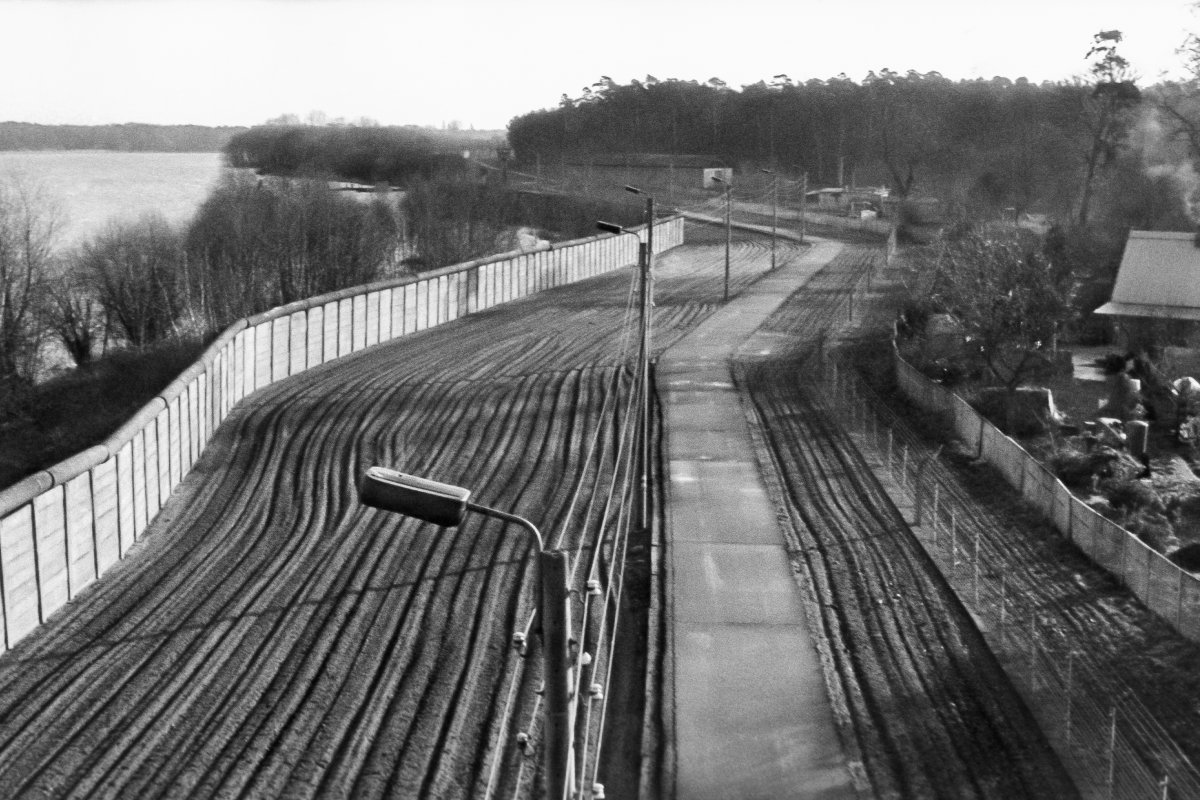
[821,357,1200,800]
[483,264,643,800]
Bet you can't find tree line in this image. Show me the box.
[224,125,505,186]
[0,122,246,152]
[508,33,1199,230]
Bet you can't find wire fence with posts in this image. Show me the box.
[819,360,1200,799]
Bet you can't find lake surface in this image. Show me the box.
[0,151,227,249]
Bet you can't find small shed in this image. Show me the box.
[1095,230,1200,322]
[1095,230,1200,346]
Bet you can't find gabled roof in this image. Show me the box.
[1095,230,1200,321]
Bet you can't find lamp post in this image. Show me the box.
[711,175,732,301]
[792,164,808,243]
[760,168,777,270]
[597,186,654,533]
[359,467,575,800]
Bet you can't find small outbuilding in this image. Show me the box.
[1095,230,1200,348]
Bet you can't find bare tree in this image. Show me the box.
[0,175,59,398]
[921,227,1075,391]
[80,213,186,348]
[43,263,101,367]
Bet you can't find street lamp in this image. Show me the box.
[359,467,575,800]
[760,168,778,270]
[596,186,654,533]
[711,174,732,301]
[791,164,808,243]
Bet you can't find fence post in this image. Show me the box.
[1065,651,1074,752]
[973,527,981,607]
[999,575,1007,643]
[951,511,958,564]
[913,446,943,525]
[886,430,894,475]
[1028,617,1038,689]
[1107,706,1118,800]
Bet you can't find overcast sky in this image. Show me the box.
[3,0,1199,131]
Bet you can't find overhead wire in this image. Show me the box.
[486,243,646,800]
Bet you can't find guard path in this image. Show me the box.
[660,238,856,800]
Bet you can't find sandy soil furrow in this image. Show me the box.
[736,246,1079,799]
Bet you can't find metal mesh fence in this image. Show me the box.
[822,363,1200,799]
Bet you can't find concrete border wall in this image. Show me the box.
[0,216,685,652]
[892,345,1200,643]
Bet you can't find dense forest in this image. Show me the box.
[508,34,1200,227]
[0,122,246,152]
[224,124,506,185]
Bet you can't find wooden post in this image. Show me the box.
[541,550,575,800]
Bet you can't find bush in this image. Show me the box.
[1099,477,1165,514]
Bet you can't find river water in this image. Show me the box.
[0,150,227,250]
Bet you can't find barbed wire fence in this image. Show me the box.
[819,351,1200,799]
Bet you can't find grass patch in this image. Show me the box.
[0,338,209,490]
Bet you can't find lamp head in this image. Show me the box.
[360,467,471,527]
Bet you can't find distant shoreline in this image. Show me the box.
[0,121,246,153]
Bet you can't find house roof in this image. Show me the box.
[1095,230,1200,320]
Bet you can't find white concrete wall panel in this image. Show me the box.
[366,291,381,347]
[352,295,367,352]
[92,458,120,576]
[33,487,68,617]
[323,301,340,364]
[131,431,148,538]
[289,311,308,375]
[378,288,393,341]
[416,281,429,331]
[154,409,170,510]
[114,441,135,556]
[253,322,272,392]
[185,382,199,470]
[1,506,39,646]
[438,275,449,325]
[337,298,354,357]
[502,262,514,304]
[271,317,289,383]
[446,274,460,322]
[307,306,324,370]
[167,397,183,494]
[399,284,414,333]
[64,472,96,595]
[196,372,210,454]
[398,284,412,335]
[232,330,246,402]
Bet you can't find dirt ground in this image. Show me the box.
[737,249,1078,799]
[0,225,785,799]
[8,224,1197,799]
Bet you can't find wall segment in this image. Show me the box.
[0,216,685,652]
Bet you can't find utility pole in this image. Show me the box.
[760,168,777,270]
[636,194,653,532]
[713,175,732,300]
[599,184,655,533]
[541,550,575,800]
[800,171,808,243]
